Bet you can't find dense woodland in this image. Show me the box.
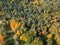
[0,0,60,45]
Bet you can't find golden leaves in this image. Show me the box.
[41,30,46,35]
[10,20,21,32]
[16,30,22,35]
[0,34,4,45]
[51,17,57,23]
[41,26,47,35]
[33,0,39,6]
[19,17,24,21]
[33,31,37,35]
[20,34,28,42]
[0,43,3,45]
[0,35,4,42]
[47,34,53,39]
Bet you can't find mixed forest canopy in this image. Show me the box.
[0,0,60,45]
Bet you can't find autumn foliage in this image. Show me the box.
[0,0,60,45]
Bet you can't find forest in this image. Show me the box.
[0,0,60,45]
